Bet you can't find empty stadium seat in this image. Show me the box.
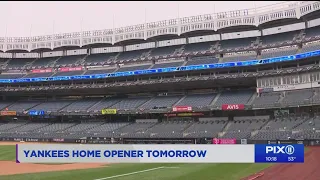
[214,90,254,106]
[186,56,219,66]
[152,61,183,69]
[176,94,216,107]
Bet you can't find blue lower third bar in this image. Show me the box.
[254,144,304,163]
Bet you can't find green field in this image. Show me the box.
[0,145,271,180]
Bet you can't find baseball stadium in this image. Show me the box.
[0,1,320,179]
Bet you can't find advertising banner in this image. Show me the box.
[164,112,204,117]
[221,104,245,110]
[52,138,65,142]
[59,67,83,72]
[172,106,192,112]
[272,82,320,92]
[101,109,117,115]
[32,69,52,73]
[29,110,45,116]
[0,111,17,116]
[177,112,204,116]
[256,87,274,93]
[212,138,237,144]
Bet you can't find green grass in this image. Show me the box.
[0,145,17,161]
[0,145,271,180]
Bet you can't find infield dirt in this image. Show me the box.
[243,147,320,180]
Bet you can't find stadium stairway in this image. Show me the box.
[149,63,155,69]
[256,55,262,60]
[250,117,277,139]
[117,122,134,131]
[82,122,105,132]
[252,37,260,47]
[2,122,28,132]
[112,52,121,61]
[78,71,86,75]
[51,71,58,77]
[213,41,219,50]
[173,95,187,106]
[210,93,221,106]
[58,101,74,112]
[23,59,37,69]
[49,57,62,67]
[25,101,43,112]
[141,122,159,133]
[247,119,270,139]
[310,90,317,102]
[75,54,88,65]
[59,99,82,111]
[26,58,38,67]
[112,66,120,73]
[57,123,79,132]
[250,130,260,137]
[31,123,55,132]
[218,122,233,137]
[218,132,224,137]
[137,96,156,109]
[256,118,273,131]
[314,89,319,97]
[294,30,305,42]
[21,73,27,78]
[277,92,286,104]
[87,97,106,111]
[141,49,152,59]
[0,101,17,111]
[182,122,194,133]
[247,92,258,105]
[0,59,9,69]
[174,45,185,55]
[49,72,56,77]
[181,60,188,66]
[62,122,94,132]
[296,47,303,54]
[292,118,310,130]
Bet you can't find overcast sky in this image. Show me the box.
[0,1,285,37]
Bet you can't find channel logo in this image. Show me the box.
[266,145,295,155]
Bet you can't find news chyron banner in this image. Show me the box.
[16,144,304,163]
[101,109,117,115]
[255,144,304,163]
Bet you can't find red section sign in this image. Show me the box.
[59,67,83,72]
[221,104,245,110]
[212,138,236,144]
[32,68,52,73]
[172,106,192,112]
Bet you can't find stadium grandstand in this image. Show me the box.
[1,1,320,146]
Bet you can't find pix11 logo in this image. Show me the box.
[266,145,295,155]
